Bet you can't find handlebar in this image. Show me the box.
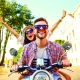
[10,62,72,73]
[8,62,73,77]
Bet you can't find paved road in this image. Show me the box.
[0,67,20,80]
[0,73,20,80]
[0,66,80,80]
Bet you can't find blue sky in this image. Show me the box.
[16,0,79,25]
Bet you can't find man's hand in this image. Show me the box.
[62,59,71,67]
[61,10,66,19]
[11,64,19,72]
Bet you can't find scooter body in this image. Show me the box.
[22,70,61,80]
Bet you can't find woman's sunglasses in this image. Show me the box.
[34,25,48,29]
[25,29,33,34]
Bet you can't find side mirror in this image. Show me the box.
[9,48,18,57]
[63,41,72,50]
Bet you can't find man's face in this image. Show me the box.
[34,21,48,39]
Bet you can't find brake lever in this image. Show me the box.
[8,70,17,77]
[63,67,74,72]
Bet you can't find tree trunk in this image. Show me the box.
[0,29,1,54]
[0,30,10,66]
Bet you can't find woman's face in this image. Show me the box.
[25,28,35,41]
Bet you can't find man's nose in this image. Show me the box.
[40,26,43,29]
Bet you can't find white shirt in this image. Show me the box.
[17,36,24,45]
[35,47,48,59]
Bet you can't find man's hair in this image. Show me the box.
[34,17,48,25]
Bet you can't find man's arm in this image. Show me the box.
[60,47,71,67]
[50,10,66,33]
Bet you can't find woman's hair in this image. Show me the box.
[24,33,36,45]
[22,26,36,45]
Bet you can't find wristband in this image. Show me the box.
[60,17,63,22]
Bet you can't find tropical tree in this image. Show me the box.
[54,39,65,47]
[54,39,72,52]
[13,47,23,63]
[0,0,35,65]
[0,0,6,58]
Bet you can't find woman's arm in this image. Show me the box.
[50,10,66,33]
[0,17,19,38]
[46,10,66,40]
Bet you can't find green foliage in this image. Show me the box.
[54,39,72,52]
[13,47,23,63]
[0,0,35,65]
[0,0,35,33]
[54,39,65,47]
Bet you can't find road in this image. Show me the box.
[0,66,80,80]
[0,72,20,80]
[0,67,20,80]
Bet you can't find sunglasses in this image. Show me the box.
[25,29,33,34]
[34,25,48,29]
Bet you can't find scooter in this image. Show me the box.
[8,59,73,80]
[8,41,73,80]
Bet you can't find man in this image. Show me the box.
[21,17,71,80]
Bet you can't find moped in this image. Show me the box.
[8,41,73,80]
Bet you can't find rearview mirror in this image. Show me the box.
[9,48,17,57]
[63,41,72,50]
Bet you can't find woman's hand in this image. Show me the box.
[61,10,66,18]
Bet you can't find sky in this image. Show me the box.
[4,0,80,59]
[16,0,80,25]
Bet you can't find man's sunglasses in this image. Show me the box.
[34,25,48,29]
[25,29,33,34]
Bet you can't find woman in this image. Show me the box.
[0,10,71,80]
[18,26,36,45]
[0,10,66,46]
[0,18,52,45]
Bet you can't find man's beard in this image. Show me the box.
[36,34,46,39]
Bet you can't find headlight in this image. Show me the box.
[32,70,53,80]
